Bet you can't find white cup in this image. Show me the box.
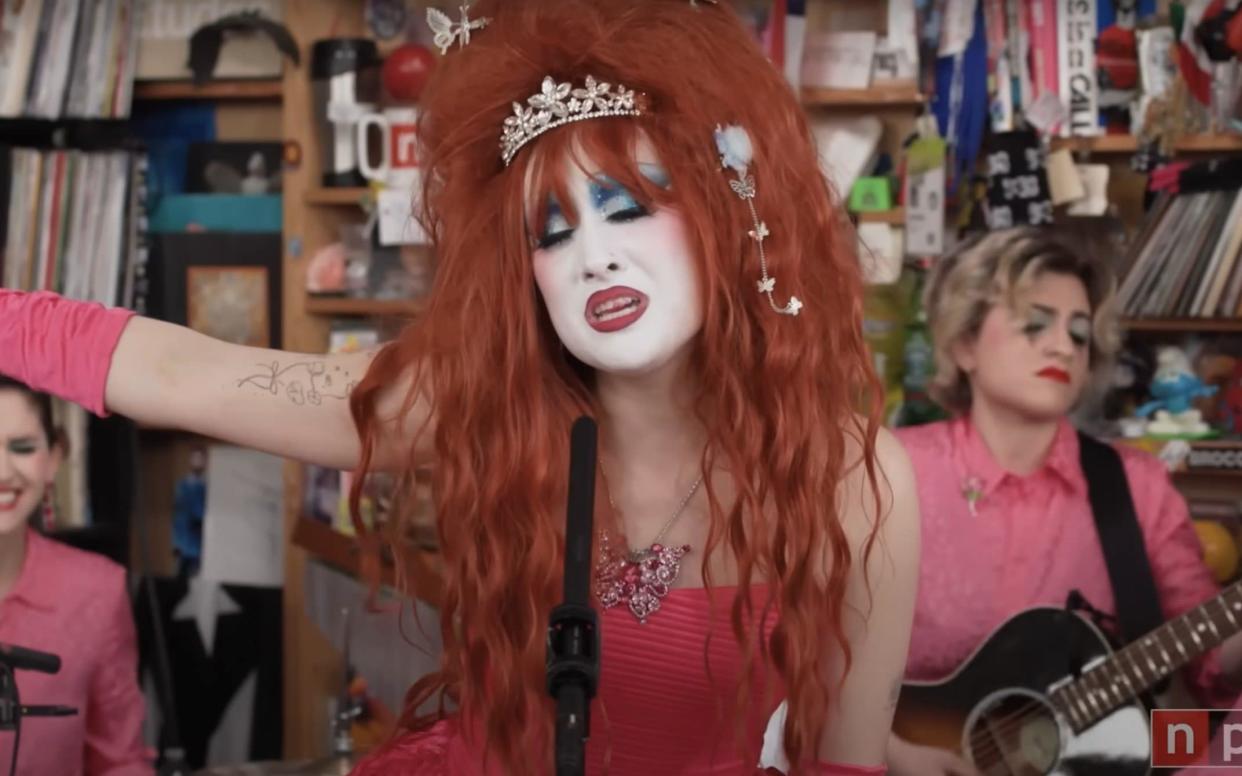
[356,106,419,189]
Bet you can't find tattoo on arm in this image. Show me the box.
[237,361,358,407]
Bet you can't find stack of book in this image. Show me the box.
[1117,191,1242,319]
[0,0,140,120]
[0,147,145,309]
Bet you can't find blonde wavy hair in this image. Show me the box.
[922,226,1122,415]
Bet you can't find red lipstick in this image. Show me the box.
[584,286,648,333]
[1037,366,1071,384]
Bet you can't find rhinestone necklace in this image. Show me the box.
[594,471,703,623]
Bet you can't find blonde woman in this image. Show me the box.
[887,227,1242,776]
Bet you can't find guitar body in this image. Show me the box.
[894,608,1151,776]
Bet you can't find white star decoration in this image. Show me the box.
[171,575,241,657]
[749,222,770,241]
[757,277,776,293]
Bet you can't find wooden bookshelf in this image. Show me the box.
[304,296,424,317]
[1123,317,1242,333]
[1050,135,1140,153]
[290,516,446,609]
[1051,133,1242,154]
[856,208,904,225]
[133,79,284,101]
[801,85,924,108]
[304,187,370,206]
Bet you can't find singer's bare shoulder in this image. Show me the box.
[830,413,915,519]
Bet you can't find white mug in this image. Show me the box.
[356,106,420,188]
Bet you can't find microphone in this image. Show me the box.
[546,416,601,776]
[563,416,597,606]
[0,643,60,674]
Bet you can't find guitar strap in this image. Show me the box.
[1077,431,1166,646]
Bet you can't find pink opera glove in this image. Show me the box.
[0,290,135,416]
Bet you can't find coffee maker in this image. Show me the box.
[311,39,381,188]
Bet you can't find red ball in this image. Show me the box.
[382,43,436,102]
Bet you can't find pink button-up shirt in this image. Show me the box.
[0,529,152,775]
[895,417,1239,709]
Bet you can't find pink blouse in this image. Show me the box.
[894,417,1239,709]
[0,529,152,775]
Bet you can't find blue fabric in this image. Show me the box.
[1098,0,1157,29]
[931,0,988,196]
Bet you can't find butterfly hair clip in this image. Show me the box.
[426,3,490,55]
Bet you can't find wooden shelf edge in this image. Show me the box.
[305,296,425,317]
[291,516,444,608]
[856,208,904,225]
[304,187,370,206]
[801,85,924,108]
[134,79,284,101]
[1173,468,1242,480]
[1122,317,1242,333]
[1050,133,1242,154]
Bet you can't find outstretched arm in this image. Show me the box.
[106,316,429,470]
[1,290,430,470]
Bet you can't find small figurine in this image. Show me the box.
[173,447,208,577]
[1135,346,1219,438]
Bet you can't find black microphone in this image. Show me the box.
[546,416,601,776]
[563,417,597,606]
[0,643,60,674]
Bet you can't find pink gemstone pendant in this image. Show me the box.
[595,533,690,623]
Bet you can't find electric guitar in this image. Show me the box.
[893,578,1242,776]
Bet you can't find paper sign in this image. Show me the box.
[904,137,946,256]
[1066,164,1110,216]
[858,222,904,285]
[1045,148,1086,205]
[377,187,429,246]
[201,446,285,588]
[884,0,919,78]
[801,31,877,90]
[940,0,978,57]
[1024,91,1069,134]
[1057,0,1100,136]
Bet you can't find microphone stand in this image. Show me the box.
[546,417,601,776]
[0,653,78,776]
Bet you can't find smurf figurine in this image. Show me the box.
[1135,346,1219,438]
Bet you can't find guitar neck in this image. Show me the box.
[1056,579,1242,731]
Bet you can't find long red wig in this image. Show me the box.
[350,1,883,772]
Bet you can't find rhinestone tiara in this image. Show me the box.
[500,75,644,167]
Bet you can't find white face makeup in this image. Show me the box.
[955,272,1093,422]
[0,390,60,536]
[530,138,703,375]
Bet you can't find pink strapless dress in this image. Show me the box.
[351,587,884,775]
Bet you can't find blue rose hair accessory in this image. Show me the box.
[713,124,802,316]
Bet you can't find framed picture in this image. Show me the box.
[186,265,273,348]
[149,233,282,348]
